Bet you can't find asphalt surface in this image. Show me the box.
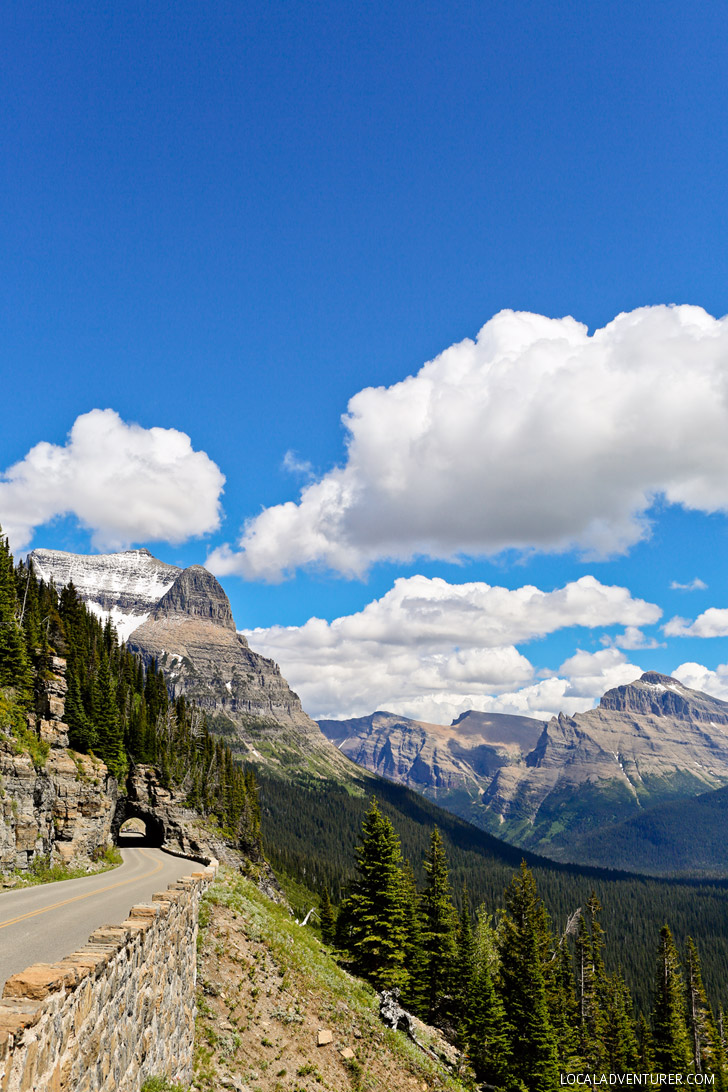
[0,839,198,992]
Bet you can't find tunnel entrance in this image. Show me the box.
[111,800,167,848]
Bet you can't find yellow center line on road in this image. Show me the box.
[0,848,165,931]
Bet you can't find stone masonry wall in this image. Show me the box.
[0,858,218,1092]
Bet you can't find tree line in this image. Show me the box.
[0,530,261,856]
[323,798,728,1091]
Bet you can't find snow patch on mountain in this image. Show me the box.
[29,546,181,640]
[84,602,151,643]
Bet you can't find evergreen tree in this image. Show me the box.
[319,889,336,946]
[421,827,459,1023]
[497,862,559,1092]
[574,896,608,1071]
[93,651,126,779]
[602,971,640,1074]
[468,954,510,1087]
[551,933,582,1074]
[0,532,33,700]
[637,1012,656,1072]
[400,859,428,1017]
[453,883,477,1040]
[339,798,409,990]
[685,937,724,1082]
[652,925,693,1075]
[64,664,96,753]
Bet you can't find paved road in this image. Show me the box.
[0,840,198,992]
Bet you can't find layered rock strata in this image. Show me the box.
[321,675,728,861]
[28,547,353,779]
[127,566,352,778]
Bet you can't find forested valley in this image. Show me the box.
[322,799,726,1089]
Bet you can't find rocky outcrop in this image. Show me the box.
[28,547,181,642]
[149,564,235,629]
[0,658,116,872]
[28,547,354,780]
[114,764,283,902]
[127,566,352,778]
[0,861,217,1091]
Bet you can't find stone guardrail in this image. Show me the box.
[0,856,218,1092]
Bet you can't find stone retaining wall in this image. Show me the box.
[0,858,218,1092]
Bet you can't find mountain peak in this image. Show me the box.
[149,565,236,630]
[598,671,727,722]
[638,671,685,688]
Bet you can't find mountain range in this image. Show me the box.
[30,547,728,876]
[320,673,728,870]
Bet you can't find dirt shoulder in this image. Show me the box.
[192,867,470,1092]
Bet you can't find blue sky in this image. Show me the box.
[2,1,728,721]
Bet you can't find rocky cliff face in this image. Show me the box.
[496,671,728,856]
[26,549,352,779]
[0,658,117,872]
[320,674,728,863]
[126,566,352,778]
[29,547,180,641]
[319,709,544,799]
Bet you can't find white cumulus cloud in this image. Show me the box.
[672,661,728,700]
[0,409,225,551]
[664,608,728,638]
[242,573,657,721]
[209,304,728,581]
[601,626,662,650]
[558,648,644,699]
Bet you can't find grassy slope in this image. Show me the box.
[189,868,470,1092]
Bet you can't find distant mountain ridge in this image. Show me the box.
[320,673,728,869]
[30,547,728,873]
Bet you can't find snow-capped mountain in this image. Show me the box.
[28,547,181,642]
[28,546,353,778]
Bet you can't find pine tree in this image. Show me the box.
[400,859,428,1017]
[574,895,608,1071]
[652,925,693,1075]
[339,798,409,991]
[551,933,582,1074]
[65,664,96,752]
[93,651,126,779]
[453,883,477,1040]
[468,954,510,1087]
[319,889,336,946]
[0,532,33,701]
[497,862,559,1092]
[602,971,640,1074]
[638,1012,656,1072]
[685,937,723,1081]
[421,827,459,1023]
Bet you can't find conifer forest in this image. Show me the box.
[329,799,728,1090]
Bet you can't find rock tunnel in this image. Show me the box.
[111,799,167,848]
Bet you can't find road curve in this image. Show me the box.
[0,841,201,992]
